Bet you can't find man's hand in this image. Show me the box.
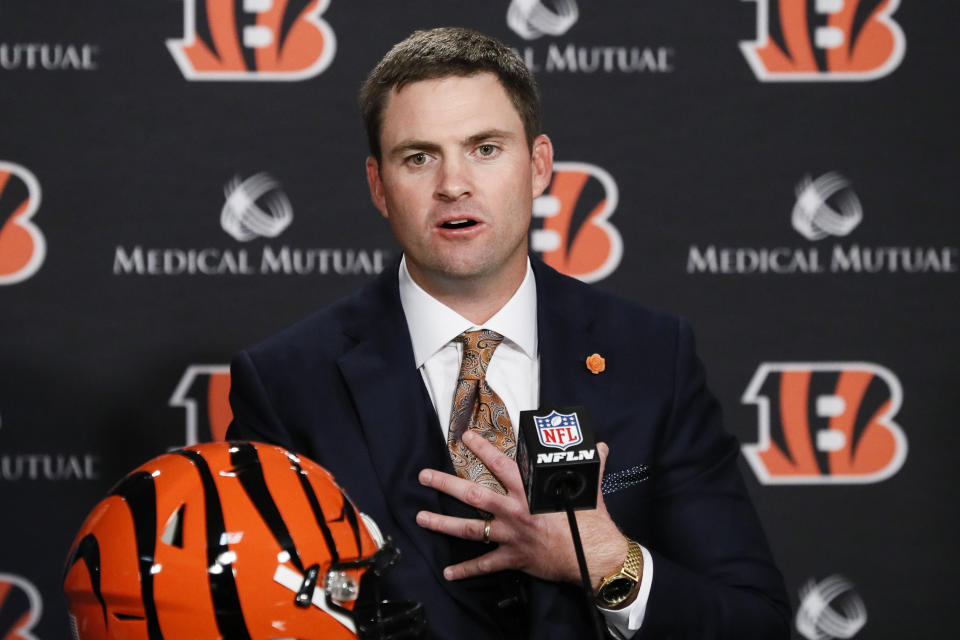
[415,430,628,586]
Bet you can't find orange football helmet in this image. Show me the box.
[63,441,424,639]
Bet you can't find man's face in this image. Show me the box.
[366,72,553,295]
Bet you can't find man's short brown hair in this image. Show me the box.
[359,27,541,161]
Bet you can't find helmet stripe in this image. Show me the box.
[63,534,107,627]
[337,489,363,557]
[109,471,164,639]
[175,449,252,640]
[287,454,343,562]
[228,442,307,573]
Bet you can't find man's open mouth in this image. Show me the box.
[439,219,479,230]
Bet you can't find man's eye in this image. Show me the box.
[408,153,428,166]
[477,144,497,157]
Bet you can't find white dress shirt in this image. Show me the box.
[397,257,652,637]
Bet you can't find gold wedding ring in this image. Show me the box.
[482,519,492,544]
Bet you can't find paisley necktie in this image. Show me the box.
[447,329,517,495]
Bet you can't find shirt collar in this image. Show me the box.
[398,256,538,368]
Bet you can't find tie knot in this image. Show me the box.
[457,330,504,380]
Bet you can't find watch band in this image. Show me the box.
[594,538,643,609]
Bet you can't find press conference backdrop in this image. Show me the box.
[1,1,956,637]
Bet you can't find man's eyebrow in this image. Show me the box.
[463,129,515,145]
[387,139,442,158]
[387,129,517,158]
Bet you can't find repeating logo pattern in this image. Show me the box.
[0,161,45,285]
[507,0,579,40]
[167,0,336,80]
[742,362,907,484]
[740,0,905,81]
[530,162,622,282]
[796,575,867,639]
[114,173,387,277]
[0,573,43,640]
[792,172,863,240]
[170,366,233,445]
[508,2,674,75]
[221,172,294,241]
[0,43,98,71]
[686,167,956,275]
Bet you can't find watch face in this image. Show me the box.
[600,577,635,604]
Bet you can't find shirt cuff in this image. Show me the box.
[597,544,654,639]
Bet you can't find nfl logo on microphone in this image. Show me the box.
[534,411,584,450]
[518,406,599,514]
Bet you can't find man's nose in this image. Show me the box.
[434,156,472,201]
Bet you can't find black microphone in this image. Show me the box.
[516,406,606,639]
[516,406,600,514]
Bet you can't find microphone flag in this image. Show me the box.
[517,406,600,514]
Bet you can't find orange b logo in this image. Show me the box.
[0,161,45,286]
[531,162,622,283]
[742,362,907,484]
[740,0,905,81]
[170,365,234,444]
[0,573,43,640]
[167,0,336,81]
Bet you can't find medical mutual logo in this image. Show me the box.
[0,411,99,482]
[507,0,674,74]
[792,173,862,240]
[0,161,45,286]
[221,173,293,241]
[112,171,389,277]
[507,0,578,40]
[168,0,336,81]
[686,171,957,275]
[531,162,622,282]
[741,0,905,81]
[0,43,98,71]
[796,575,867,639]
[741,362,907,485]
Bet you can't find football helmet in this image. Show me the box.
[63,441,424,639]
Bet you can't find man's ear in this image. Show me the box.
[530,134,554,198]
[365,156,388,217]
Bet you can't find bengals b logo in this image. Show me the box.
[0,161,45,286]
[167,0,336,81]
[530,162,622,283]
[740,0,905,81]
[0,573,43,640]
[170,365,233,444]
[742,362,907,484]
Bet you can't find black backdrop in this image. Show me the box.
[2,1,957,638]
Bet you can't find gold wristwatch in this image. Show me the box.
[594,538,643,609]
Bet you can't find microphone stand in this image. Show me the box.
[556,471,607,640]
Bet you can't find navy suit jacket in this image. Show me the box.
[226,258,789,639]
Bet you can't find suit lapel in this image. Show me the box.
[534,259,613,426]
[530,259,616,627]
[335,268,493,621]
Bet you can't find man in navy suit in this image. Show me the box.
[227,27,789,639]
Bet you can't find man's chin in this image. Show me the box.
[413,258,505,286]
[406,245,528,288]
[431,262,492,281]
